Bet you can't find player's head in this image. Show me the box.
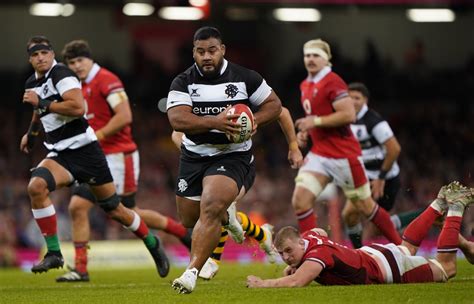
[61,40,94,81]
[303,39,332,77]
[27,35,55,75]
[274,226,306,268]
[348,82,370,113]
[193,26,226,79]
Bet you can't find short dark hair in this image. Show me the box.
[348,82,370,99]
[27,35,52,51]
[62,40,92,62]
[193,26,222,43]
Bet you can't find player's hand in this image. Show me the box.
[295,116,318,132]
[283,265,297,276]
[246,275,263,288]
[288,148,303,169]
[23,89,39,107]
[296,131,308,148]
[370,179,385,200]
[20,134,31,154]
[215,105,241,134]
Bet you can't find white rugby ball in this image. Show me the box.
[226,104,254,143]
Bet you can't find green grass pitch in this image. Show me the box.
[1,260,472,304]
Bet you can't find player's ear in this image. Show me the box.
[221,44,226,56]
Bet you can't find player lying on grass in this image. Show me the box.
[247,181,474,287]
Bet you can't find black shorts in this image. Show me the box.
[48,142,113,186]
[375,174,401,211]
[176,149,256,198]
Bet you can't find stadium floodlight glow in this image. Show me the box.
[407,9,455,22]
[29,3,75,17]
[226,7,258,21]
[189,0,208,7]
[123,3,155,16]
[273,8,321,22]
[158,7,204,20]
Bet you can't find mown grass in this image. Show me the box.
[1,260,472,304]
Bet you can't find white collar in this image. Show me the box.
[36,60,57,79]
[307,66,331,83]
[195,58,228,77]
[357,104,369,120]
[84,63,100,84]
[303,239,309,251]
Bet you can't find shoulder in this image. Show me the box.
[97,67,121,81]
[50,63,79,84]
[363,108,385,129]
[97,67,124,91]
[25,74,36,89]
[170,65,195,89]
[326,72,347,86]
[228,61,262,81]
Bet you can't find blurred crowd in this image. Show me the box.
[1,38,473,267]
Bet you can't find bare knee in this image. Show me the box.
[68,199,92,221]
[27,178,49,200]
[443,261,457,279]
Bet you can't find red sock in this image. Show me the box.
[296,209,317,233]
[437,216,462,252]
[164,217,187,238]
[74,241,88,274]
[369,205,402,245]
[126,212,149,239]
[403,206,442,246]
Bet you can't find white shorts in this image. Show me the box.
[361,243,432,284]
[106,150,140,195]
[299,152,368,190]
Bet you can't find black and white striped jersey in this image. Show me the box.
[167,59,272,157]
[25,61,96,152]
[350,105,399,180]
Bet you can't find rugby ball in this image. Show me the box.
[226,104,254,143]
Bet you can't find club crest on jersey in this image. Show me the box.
[225,84,238,98]
[190,88,200,97]
[178,179,188,192]
[313,88,318,97]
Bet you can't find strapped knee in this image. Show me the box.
[98,193,120,212]
[295,172,323,197]
[71,184,97,203]
[120,193,136,209]
[429,259,449,282]
[31,167,56,192]
[343,182,371,202]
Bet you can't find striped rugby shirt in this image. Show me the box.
[167,59,272,157]
[350,104,399,180]
[25,60,96,152]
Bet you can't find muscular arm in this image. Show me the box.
[95,94,133,140]
[380,136,401,173]
[247,261,322,288]
[48,88,85,117]
[253,91,282,127]
[20,111,41,154]
[278,107,303,168]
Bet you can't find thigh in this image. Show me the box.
[324,156,368,189]
[37,158,74,189]
[59,142,113,186]
[176,195,200,227]
[298,152,330,178]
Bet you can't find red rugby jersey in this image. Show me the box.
[300,68,361,158]
[300,230,384,285]
[82,64,137,154]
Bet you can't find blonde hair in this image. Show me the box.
[303,39,332,65]
[274,226,300,249]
